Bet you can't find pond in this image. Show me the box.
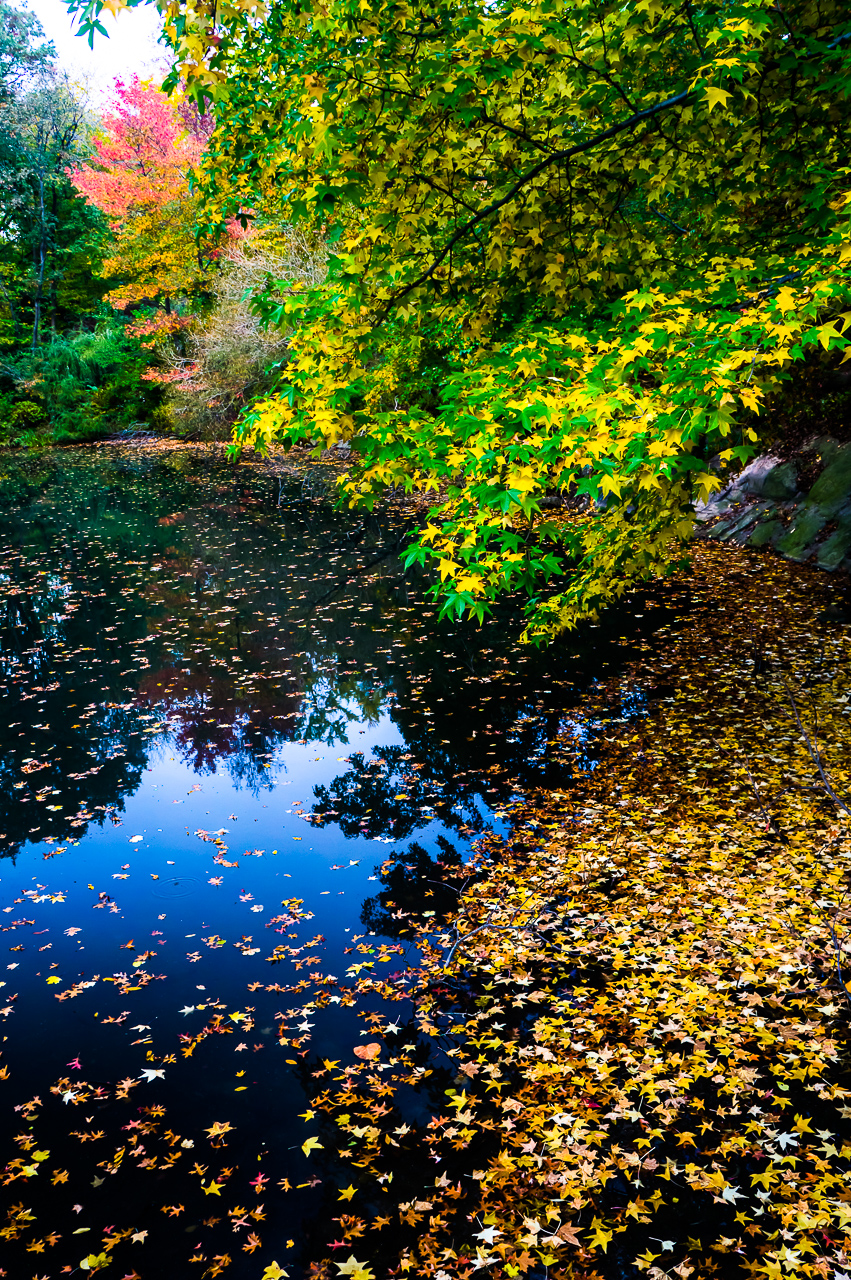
[0,445,678,1277]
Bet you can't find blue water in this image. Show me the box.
[0,446,667,1276]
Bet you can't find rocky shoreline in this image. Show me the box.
[696,435,851,574]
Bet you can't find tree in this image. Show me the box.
[9,82,93,347]
[66,0,851,637]
[0,0,60,344]
[69,77,212,313]
[0,19,101,351]
[0,0,54,100]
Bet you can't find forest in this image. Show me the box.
[1,1,851,1279]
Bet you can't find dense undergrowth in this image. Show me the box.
[0,323,166,446]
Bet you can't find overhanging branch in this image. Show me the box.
[376,87,696,320]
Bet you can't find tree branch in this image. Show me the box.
[376,87,696,320]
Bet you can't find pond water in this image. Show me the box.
[0,446,677,1277]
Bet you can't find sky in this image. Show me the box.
[24,0,167,99]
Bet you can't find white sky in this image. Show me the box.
[23,0,168,99]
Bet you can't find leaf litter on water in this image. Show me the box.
[1,447,849,1277]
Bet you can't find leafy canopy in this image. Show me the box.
[65,0,851,636]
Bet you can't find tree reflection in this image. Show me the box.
[359,835,469,936]
[0,446,634,862]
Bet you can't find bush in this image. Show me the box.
[159,231,327,440]
[8,399,48,431]
[0,321,166,445]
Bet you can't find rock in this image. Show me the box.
[748,518,783,547]
[736,455,784,497]
[816,529,851,571]
[761,460,800,500]
[713,507,759,540]
[806,443,851,517]
[703,436,851,572]
[808,435,842,465]
[775,507,826,561]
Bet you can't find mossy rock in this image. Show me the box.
[808,435,842,465]
[816,528,851,571]
[761,461,799,500]
[748,518,783,547]
[713,508,759,541]
[775,508,826,561]
[806,444,851,517]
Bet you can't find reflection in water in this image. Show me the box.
[0,446,676,1278]
[360,836,470,937]
[0,446,665,865]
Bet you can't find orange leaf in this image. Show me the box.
[353,1043,381,1060]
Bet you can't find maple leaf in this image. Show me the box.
[205,1121,234,1141]
[261,1265,289,1280]
[475,1226,502,1245]
[704,86,732,112]
[336,1257,375,1280]
[586,1219,613,1253]
[301,1136,324,1156]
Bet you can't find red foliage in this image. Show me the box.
[70,77,203,224]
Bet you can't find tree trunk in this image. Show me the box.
[31,173,47,351]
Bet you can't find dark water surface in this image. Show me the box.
[0,446,672,1276]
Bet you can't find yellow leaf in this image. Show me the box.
[588,1218,613,1252]
[704,87,732,112]
[338,1184,357,1201]
[262,1265,289,1280]
[302,1136,324,1157]
[774,286,798,313]
[336,1257,375,1280]
[598,474,622,498]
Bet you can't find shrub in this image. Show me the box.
[0,321,165,444]
[160,231,326,440]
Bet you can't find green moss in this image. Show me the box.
[761,461,799,500]
[748,518,783,547]
[806,446,851,517]
[815,528,851,571]
[775,508,826,561]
